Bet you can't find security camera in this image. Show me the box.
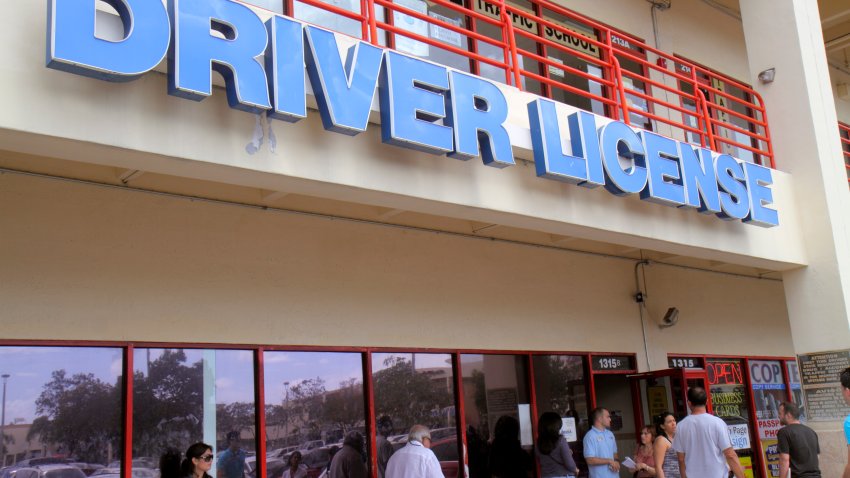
[659,307,679,328]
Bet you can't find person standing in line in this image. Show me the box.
[841,367,850,478]
[630,425,656,477]
[672,387,745,478]
[582,407,619,478]
[216,431,246,478]
[653,412,680,478]
[491,415,533,478]
[329,431,368,478]
[777,400,820,478]
[535,412,577,478]
[377,416,396,478]
[385,425,443,478]
[181,442,215,478]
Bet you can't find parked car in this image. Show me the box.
[12,465,87,478]
[244,457,285,478]
[92,467,158,478]
[301,446,339,478]
[69,463,104,476]
[429,437,459,478]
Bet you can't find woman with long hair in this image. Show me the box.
[535,412,578,478]
[181,442,214,478]
[282,451,308,478]
[488,415,532,478]
[632,426,656,477]
[653,413,680,478]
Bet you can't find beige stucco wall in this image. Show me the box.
[0,170,794,367]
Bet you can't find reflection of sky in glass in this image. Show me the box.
[0,347,122,423]
[263,352,363,404]
[134,349,256,405]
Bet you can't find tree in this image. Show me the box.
[287,378,326,441]
[131,350,203,458]
[27,370,121,463]
[323,378,364,433]
[216,402,256,440]
[372,357,453,429]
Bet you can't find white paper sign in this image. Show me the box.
[727,423,751,450]
[560,416,577,442]
[518,404,533,447]
[393,0,430,56]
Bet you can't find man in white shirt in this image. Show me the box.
[673,387,745,478]
[386,425,444,478]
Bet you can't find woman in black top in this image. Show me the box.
[488,415,532,478]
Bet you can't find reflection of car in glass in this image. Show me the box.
[106,460,155,471]
[244,456,286,478]
[69,463,104,476]
[12,465,88,478]
[301,447,335,478]
[92,467,158,478]
[429,437,459,478]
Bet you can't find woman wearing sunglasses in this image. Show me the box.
[181,442,215,478]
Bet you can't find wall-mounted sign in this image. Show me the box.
[472,0,600,59]
[46,0,779,227]
[591,355,633,372]
[668,356,703,369]
[798,350,850,422]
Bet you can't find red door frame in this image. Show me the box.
[668,354,796,478]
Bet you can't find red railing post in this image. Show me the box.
[696,88,717,152]
[611,56,630,126]
[500,4,523,88]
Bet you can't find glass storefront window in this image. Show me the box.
[263,351,366,478]
[531,355,588,472]
[747,360,786,478]
[132,349,256,478]
[460,355,532,478]
[0,347,123,468]
[705,358,756,473]
[371,353,457,478]
[785,361,804,420]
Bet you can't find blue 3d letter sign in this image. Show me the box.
[47,0,779,227]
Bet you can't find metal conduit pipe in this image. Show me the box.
[634,259,653,371]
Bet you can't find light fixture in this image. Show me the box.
[758,68,776,84]
[659,307,679,328]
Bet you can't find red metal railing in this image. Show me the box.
[840,122,850,184]
[268,0,776,168]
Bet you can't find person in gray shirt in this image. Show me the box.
[536,412,578,478]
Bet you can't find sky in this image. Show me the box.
[0,347,453,424]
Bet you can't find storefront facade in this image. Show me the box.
[2,0,850,477]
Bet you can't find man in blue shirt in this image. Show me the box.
[217,431,247,478]
[583,407,619,478]
[841,367,850,478]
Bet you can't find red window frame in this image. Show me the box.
[1,339,636,478]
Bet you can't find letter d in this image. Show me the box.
[48,0,170,81]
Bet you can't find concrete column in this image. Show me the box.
[740,0,850,475]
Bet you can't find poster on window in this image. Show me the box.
[393,0,430,56]
[428,12,462,47]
